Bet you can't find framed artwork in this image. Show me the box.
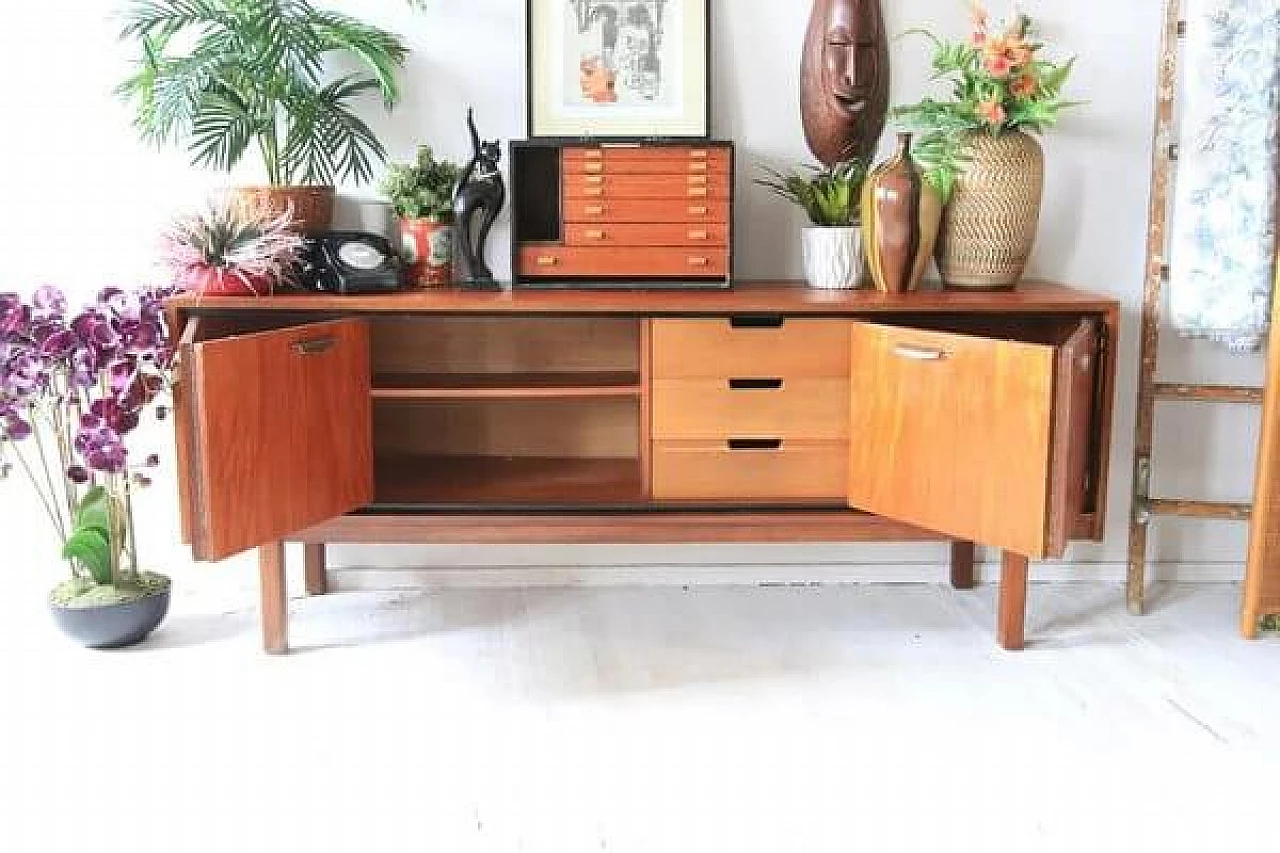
[527,0,710,139]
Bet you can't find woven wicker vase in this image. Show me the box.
[936,131,1044,290]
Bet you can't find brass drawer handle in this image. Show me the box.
[893,344,948,361]
[583,162,603,174]
[585,187,604,197]
[584,229,606,240]
[688,205,709,216]
[690,149,709,159]
[688,229,709,240]
[293,337,336,355]
[688,187,708,197]
[582,149,603,159]
[535,255,559,267]
[689,162,708,173]
[584,205,605,216]
[728,378,784,391]
[584,175,604,185]
[687,256,710,267]
[727,438,783,451]
[688,175,708,186]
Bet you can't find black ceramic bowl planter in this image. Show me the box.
[48,573,172,649]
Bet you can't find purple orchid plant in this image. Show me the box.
[0,284,175,591]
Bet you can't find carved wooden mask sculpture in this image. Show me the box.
[801,0,890,167]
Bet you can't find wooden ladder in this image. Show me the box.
[1128,0,1280,634]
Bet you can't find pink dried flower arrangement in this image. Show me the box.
[161,196,305,296]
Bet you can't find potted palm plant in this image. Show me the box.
[757,159,868,290]
[117,0,409,235]
[379,146,463,287]
[1,285,175,648]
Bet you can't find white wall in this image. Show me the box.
[0,0,1262,585]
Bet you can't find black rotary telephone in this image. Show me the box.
[294,231,406,294]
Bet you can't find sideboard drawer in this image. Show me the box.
[563,146,731,172]
[564,223,729,248]
[651,319,850,378]
[564,198,730,224]
[519,246,728,278]
[651,439,847,502]
[563,173,732,200]
[652,378,849,440]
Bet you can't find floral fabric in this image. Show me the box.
[1168,0,1280,352]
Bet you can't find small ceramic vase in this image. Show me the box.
[862,133,942,294]
[802,226,864,290]
[400,218,454,287]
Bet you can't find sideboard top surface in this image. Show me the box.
[167,280,1119,316]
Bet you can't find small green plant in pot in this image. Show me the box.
[757,159,868,290]
[117,0,409,235]
[1,285,176,648]
[380,146,463,287]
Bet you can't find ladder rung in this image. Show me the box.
[1145,499,1252,521]
[1154,383,1264,403]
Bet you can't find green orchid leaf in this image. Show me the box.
[63,528,113,586]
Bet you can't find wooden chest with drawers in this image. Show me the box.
[510,141,734,287]
[165,282,1120,654]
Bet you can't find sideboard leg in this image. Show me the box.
[950,541,976,590]
[259,541,289,655]
[304,544,328,596]
[997,551,1029,651]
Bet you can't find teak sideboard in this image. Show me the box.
[165,282,1120,654]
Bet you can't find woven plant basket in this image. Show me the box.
[936,131,1044,290]
[232,185,335,236]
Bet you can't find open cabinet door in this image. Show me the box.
[182,318,373,562]
[847,318,1095,559]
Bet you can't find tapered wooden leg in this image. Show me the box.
[950,541,976,590]
[997,551,1029,651]
[259,541,288,655]
[304,544,328,596]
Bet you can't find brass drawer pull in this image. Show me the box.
[688,229,709,240]
[688,205,709,216]
[584,187,604,197]
[727,438,783,451]
[690,149,709,159]
[689,162,708,173]
[584,175,604,185]
[728,378,784,391]
[585,229,606,240]
[582,149,603,159]
[535,255,559,267]
[584,205,605,215]
[688,187,709,197]
[583,162,603,174]
[893,344,948,361]
[687,256,710,267]
[688,175,708,186]
[292,337,336,355]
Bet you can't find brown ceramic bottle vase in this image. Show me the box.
[861,133,942,294]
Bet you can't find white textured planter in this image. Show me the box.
[802,226,864,290]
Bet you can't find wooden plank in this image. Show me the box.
[374,456,645,506]
[1145,500,1251,521]
[371,372,642,400]
[1154,383,1263,403]
[1244,265,1280,636]
[167,281,1121,316]
[1128,0,1183,615]
[294,511,944,546]
[651,318,852,378]
[998,551,1030,651]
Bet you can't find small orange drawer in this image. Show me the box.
[651,439,848,502]
[564,198,730,224]
[650,319,851,378]
[651,378,849,440]
[565,223,728,248]
[519,246,728,278]
[564,146,731,171]
[563,174,732,200]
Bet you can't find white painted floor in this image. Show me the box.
[3,571,1279,853]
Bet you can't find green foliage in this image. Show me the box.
[756,159,868,227]
[61,487,126,586]
[117,0,409,186]
[891,9,1080,201]
[50,572,171,608]
[379,146,463,221]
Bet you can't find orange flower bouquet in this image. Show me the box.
[892,3,1079,200]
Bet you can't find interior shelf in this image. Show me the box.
[372,372,643,400]
[373,455,646,506]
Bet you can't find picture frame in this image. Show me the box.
[527,0,710,139]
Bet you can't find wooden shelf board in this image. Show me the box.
[373,455,646,505]
[372,372,642,400]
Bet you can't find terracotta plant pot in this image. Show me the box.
[400,218,454,287]
[862,133,942,294]
[178,264,277,297]
[233,185,335,236]
[802,226,865,290]
[935,130,1044,290]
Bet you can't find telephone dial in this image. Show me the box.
[294,231,406,294]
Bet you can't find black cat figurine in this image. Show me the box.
[452,109,506,286]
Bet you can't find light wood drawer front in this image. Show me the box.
[652,379,849,440]
[563,158,730,177]
[651,440,847,502]
[564,174,732,200]
[564,147,731,171]
[519,246,728,278]
[565,198,730,224]
[565,223,728,248]
[651,319,850,378]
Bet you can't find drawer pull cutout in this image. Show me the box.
[728,378,784,390]
[727,438,784,451]
[293,337,336,355]
[893,344,948,362]
[585,205,605,215]
[688,206,709,215]
[730,315,785,329]
[536,255,559,267]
